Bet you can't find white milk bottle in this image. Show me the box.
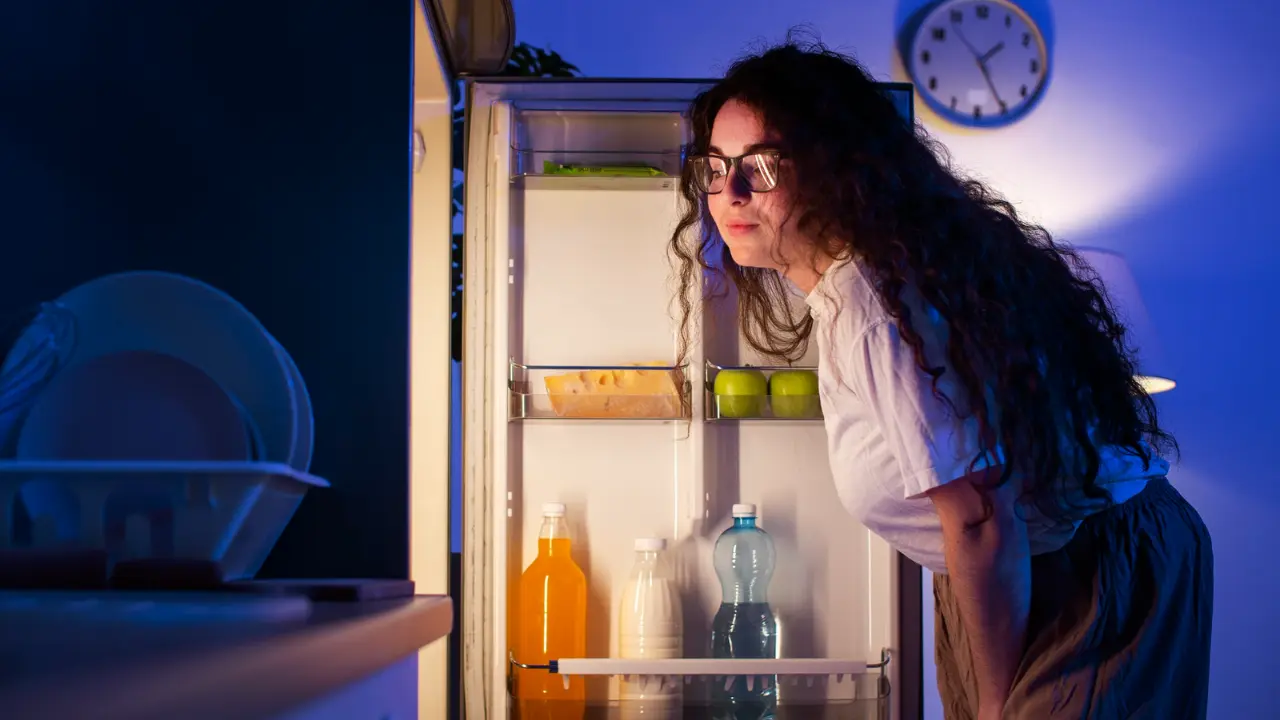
[618,537,683,717]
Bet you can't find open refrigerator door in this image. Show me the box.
[457,77,923,720]
[411,0,513,715]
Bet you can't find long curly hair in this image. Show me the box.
[669,38,1176,523]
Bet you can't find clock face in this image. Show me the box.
[906,0,1049,127]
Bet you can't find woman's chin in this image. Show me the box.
[725,243,775,270]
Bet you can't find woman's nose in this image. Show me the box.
[725,170,753,203]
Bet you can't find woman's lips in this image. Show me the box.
[724,222,759,236]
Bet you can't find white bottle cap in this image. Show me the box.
[634,537,666,552]
[732,503,757,518]
[542,502,566,517]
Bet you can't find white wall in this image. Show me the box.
[504,1,1280,717]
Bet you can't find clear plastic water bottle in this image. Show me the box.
[709,503,778,720]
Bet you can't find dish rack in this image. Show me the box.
[0,303,76,449]
[0,460,328,580]
[0,286,324,582]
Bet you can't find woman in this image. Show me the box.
[669,40,1213,719]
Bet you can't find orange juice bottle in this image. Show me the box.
[515,502,587,707]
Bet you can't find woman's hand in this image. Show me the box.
[926,468,1030,719]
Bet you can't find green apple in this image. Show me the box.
[713,368,768,418]
[769,369,821,418]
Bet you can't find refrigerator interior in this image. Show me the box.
[460,80,919,718]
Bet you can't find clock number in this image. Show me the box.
[921,50,932,64]
[950,9,962,22]
[976,4,990,19]
[1005,14,1012,27]
[932,27,946,40]
[1030,58,1039,74]
[1020,84,1028,98]
[950,96,958,110]
[928,76,938,90]
[973,106,983,120]
[1022,32,1031,47]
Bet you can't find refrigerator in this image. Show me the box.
[412,2,925,718]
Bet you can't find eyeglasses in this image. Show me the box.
[686,150,783,195]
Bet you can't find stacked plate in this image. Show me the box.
[0,271,322,579]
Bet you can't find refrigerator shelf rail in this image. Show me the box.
[508,360,692,422]
[703,360,824,422]
[508,649,891,691]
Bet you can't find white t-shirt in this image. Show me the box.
[807,258,1169,574]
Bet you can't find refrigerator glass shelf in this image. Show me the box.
[510,148,683,179]
[704,361,824,422]
[508,360,692,422]
[508,695,889,719]
[506,652,893,711]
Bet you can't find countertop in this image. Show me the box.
[0,590,453,720]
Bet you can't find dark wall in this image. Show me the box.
[0,0,414,579]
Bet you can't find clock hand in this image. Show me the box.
[979,41,1005,63]
[952,19,1007,112]
[976,60,1007,112]
[950,19,982,58]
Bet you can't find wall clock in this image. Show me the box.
[899,0,1051,128]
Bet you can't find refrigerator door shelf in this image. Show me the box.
[514,650,891,678]
[510,174,679,193]
[511,150,684,180]
[509,106,689,179]
[508,360,692,422]
[704,361,825,422]
[511,652,893,705]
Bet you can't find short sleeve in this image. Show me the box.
[845,320,1004,499]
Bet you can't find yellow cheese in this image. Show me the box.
[543,362,685,419]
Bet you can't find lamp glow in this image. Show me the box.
[1074,247,1175,395]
